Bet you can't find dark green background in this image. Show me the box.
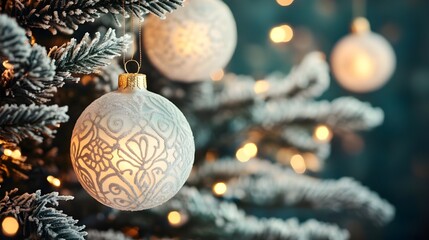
[225,0,429,239]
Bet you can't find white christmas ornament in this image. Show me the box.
[331,18,396,93]
[144,0,237,82]
[70,74,195,211]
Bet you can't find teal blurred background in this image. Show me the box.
[225,0,429,239]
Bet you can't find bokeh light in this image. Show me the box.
[2,216,19,237]
[313,125,333,143]
[236,142,258,162]
[254,80,270,94]
[212,182,228,196]
[167,211,182,226]
[290,154,306,174]
[47,175,61,187]
[276,0,294,7]
[270,25,294,43]
[210,69,225,81]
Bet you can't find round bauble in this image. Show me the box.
[144,0,237,82]
[331,26,396,93]
[70,74,195,211]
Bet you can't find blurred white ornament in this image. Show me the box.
[331,18,396,93]
[70,74,195,211]
[144,0,237,82]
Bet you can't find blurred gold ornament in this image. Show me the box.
[331,18,396,93]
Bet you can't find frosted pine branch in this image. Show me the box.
[1,45,57,104]
[190,52,329,110]
[1,0,184,35]
[49,28,131,82]
[0,14,31,63]
[253,97,384,130]
[190,159,395,225]
[281,126,331,162]
[0,189,87,239]
[87,229,133,240]
[151,187,349,240]
[0,104,69,143]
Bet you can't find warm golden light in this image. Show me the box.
[303,153,321,172]
[210,69,225,81]
[2,216,19,237]
[276,148,296,164]
[290,154,306,174]
[313,125,333,143]
[10,149,21,159]
[253,80,270,94]
[167,211,182,226]
[2,60,13,69]
[3,149,12,157]
[47,175,61,187]
[351,52,375,79]
[276,0,294,6]
[212,182,227,196]
[235,142,258,162]
[270,25,294,43]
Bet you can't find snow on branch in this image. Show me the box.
[87,229,133,240]
[49,28,131,82]
[0,14,31,63]
[0,189,87,239]
[190,52,329,110]
[0,104,69,144]
[151,186,349,240]
[190,159,395,225]
[252,97,384,130]
[1,0,184,35]
[281,126,331,162]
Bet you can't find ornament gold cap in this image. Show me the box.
[118,73,147,90]
[351,17,371,34]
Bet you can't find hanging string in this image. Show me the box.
[352,0,366,19]
[122,0,143,73]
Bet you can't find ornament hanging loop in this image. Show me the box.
[124,59,141,74]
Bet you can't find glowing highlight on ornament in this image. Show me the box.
[276,0,294,6]
[254,80,270,94]
[47,175,61,187]
[167,211,182,226]
[212,182,227,196]
[313,125,333,143]
[2,216,19,237]
[350,52,375,79]
[210,69,225,81]
[290,154,306,174]
[270,25,294,43]
[10,150,21,159]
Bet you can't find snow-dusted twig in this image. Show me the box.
[151,186,349,240]
[190,159,395,225]
[0,14,31,63]
[0,189,87,239]
[0,104,69,143]
[1,0,184,35]
[87,229,132,240]
[190,52,329,110]
[252,97,384,130]
[49,28,131,82]
[281,126,331,162]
